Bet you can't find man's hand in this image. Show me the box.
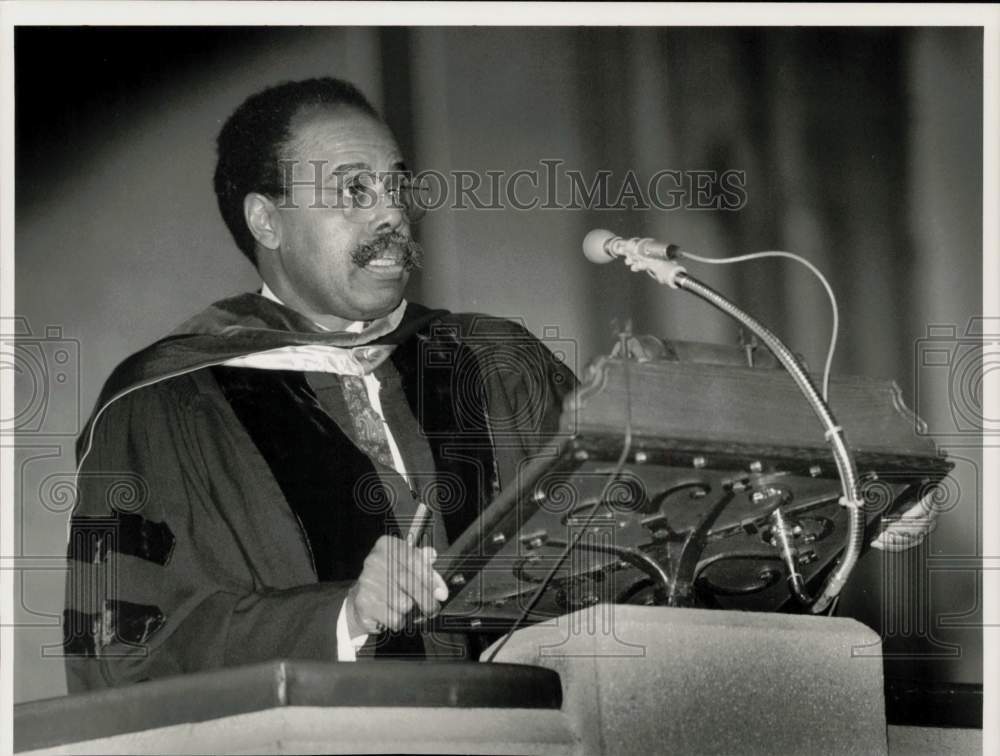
[345,535,449,637]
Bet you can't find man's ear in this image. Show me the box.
[244,193,282,251]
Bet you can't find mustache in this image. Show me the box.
[351,232,424,271]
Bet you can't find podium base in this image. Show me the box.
[485,605,888,755]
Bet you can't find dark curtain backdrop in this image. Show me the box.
[14,27,983,701]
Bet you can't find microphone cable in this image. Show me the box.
[677,249,840,402]
[484,329,635,663]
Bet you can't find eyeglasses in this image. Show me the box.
[265,170,428,223]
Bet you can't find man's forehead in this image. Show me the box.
[285,105,403,167]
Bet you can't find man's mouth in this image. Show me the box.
[365,254,404,269]
[351,233,424,271]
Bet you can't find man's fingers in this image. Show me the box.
[358,535,448,621]
[420,545,449,603]
[403,556,439,614]
[381,540,438,614]
[432,569,449,603]
[354,591,403,633]
[385,589,415,616]
[376,606,404,633]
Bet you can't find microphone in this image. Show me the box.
[582,229,681,264]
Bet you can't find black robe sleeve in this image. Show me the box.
[63,373,352,691]
[462,315,578,480]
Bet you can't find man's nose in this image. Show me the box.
[367,189,405,234]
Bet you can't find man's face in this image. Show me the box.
[264,106,416,324]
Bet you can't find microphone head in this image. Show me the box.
[582,228,618,264]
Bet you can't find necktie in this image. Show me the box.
[339,374,397,471]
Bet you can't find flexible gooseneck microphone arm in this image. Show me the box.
[584,230,863,614]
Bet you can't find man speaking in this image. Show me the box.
[62,78,575,690]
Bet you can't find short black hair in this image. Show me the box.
[213,77,380,265]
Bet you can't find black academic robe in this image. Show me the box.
[63,294,576,691]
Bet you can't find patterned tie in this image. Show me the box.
[339,374,396,470]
